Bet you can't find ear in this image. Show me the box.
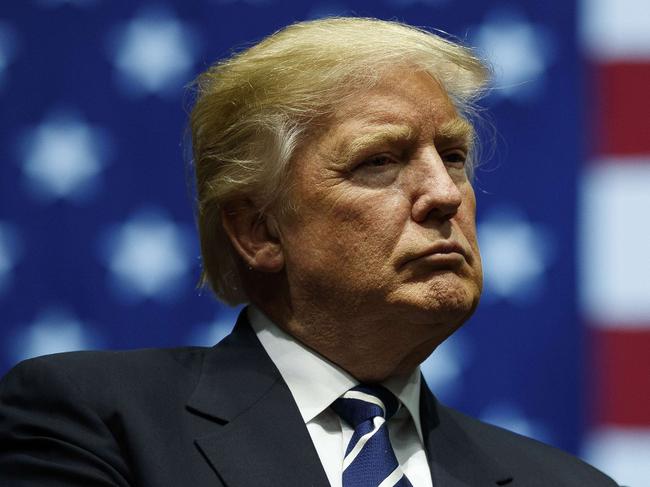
[221,200,285,273]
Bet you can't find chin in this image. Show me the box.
[388,277,481,326]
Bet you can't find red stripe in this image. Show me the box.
[589,327,650,425]
[593,62,650,156]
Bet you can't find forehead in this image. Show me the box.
[308,72,462,160]
[301,71,468,165]
[288,70,468,181]
[332,70,457,127]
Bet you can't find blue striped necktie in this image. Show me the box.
[332,384,414,487]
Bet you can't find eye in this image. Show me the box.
[442,150,467,166]
[359,154,398,168]
[350,153,402,186]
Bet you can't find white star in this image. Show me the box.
[307,2,350,18]
[473,10,553,100]
[481,402,552,444]
[421,333,469,402]
[0,222,21,295]
[110,8,198,97]
[214,0,271,4]
[101,209,193,301]
[185,308,242,346]
[35,0,99,7]
[21,112,111,202]
[386,0,450,6]
[478,207,554,304]
[0,21,18,88]
[11,308,99,363]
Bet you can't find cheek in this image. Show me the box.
[458,188,482,280]
[333,190,408,240]
[459,186,478,239]
[301,191,408,262]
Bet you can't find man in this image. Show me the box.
[0,17,617,487]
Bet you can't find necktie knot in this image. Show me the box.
[331,384,413,486]
[332,384,400,428]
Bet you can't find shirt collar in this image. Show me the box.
[248,305,424,442]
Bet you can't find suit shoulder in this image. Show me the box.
[18,346,207,369]
[1,347,210,411]
[440,405,618,486]
[5,346,206,382]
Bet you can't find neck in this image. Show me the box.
[252,299,455,383]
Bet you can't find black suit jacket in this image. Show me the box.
[0,312,618,486]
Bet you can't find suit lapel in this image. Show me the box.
[186,312,329,487]
[186,311,514,487]
[420,380,514,486]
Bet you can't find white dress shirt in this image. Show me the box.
[248,306,433,487]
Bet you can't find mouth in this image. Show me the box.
[401,241,469,269]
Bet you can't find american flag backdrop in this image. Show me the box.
[579,0,650,484]
[0,1,648,485]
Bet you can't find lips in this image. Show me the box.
[401,241,468,267]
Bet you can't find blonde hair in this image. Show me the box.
[189,16,491,304]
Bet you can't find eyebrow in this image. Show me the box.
[330,117,475,166]
[332,124,414,165]
[435,117,475,147]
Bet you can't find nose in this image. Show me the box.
[410,148,463,223]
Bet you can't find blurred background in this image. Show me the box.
[0,1,648,485]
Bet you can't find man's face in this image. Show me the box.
[277,70,482,335]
